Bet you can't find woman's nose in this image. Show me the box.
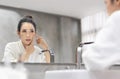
[26,32,30,37]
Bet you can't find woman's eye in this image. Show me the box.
[22,30,27,33]
[30,30,34,33]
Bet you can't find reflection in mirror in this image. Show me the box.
[0,6,81,63]
[2,15,51,63]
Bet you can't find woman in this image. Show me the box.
[2,16,50,63]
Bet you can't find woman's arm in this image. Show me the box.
[36,35,50,63]
[44,51,50,63]
[18,43,35,62]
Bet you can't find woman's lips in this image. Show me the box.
[26,39,31,41]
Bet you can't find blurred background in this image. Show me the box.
[0,0,111,79]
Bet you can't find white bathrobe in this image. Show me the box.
[2,40,46,63]
[82,10,120,70]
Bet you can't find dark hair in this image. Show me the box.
[17,15,36,32]
[111,0,118,3]
[111,0,114,3]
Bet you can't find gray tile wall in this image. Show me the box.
[0,6,81,63]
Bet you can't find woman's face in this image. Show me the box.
[105,0,120,15]
[18,22,36,46]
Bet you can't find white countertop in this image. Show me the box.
[45,70,120,79]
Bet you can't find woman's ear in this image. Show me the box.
[17,31,20,36]
[17,31,21,38]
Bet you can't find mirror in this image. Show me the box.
[0,6,81,63]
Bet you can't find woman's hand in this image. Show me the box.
[36,35,49,50]
[19,42,34,62]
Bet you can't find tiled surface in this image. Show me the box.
[0,7,80,63]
